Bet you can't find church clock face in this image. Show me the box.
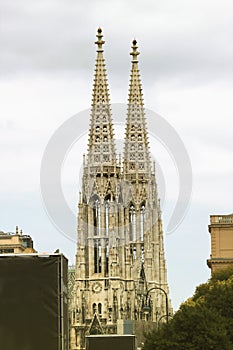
[92,282,102,294]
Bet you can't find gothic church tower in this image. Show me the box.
[70,29,171,350]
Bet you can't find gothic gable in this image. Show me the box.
[89,314,103,335]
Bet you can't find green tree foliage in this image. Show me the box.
[143,266,233,350]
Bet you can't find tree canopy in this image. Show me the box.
[143,266,233,350]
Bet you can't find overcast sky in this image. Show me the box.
[1,0,233,309]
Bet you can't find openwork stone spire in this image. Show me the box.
[87,28,116,167]
[123,39,151,178]
[70,34,172,350]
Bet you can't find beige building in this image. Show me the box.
[0,226,36,254]
[207,214,233,273]
[70,28,171,350]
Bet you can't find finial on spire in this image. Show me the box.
[87,27,116,166]
[130,39,140,62]
[95,27,105,52]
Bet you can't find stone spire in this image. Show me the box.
[70,34,172,350]
[87,28,116,167]
[123,39,151,178]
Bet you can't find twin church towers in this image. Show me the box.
[70,28,171,349]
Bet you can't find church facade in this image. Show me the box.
[70,28,171,349]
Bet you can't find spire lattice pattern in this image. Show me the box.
[70,31,172,350]
[123,40,151,178]
[87,28,116,167]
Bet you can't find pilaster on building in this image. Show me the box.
[70,28,172,350]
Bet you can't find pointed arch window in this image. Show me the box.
[129,204,136,241]
[133,246,137,260]
[93,198,100,236]
[140,204,145,241]
[94,239,102,273]
[131,134,135,141]
[98,243,102,272]
[103,145,109,153]
[138,153,144,160]
[130,144,135,151]
[93,303,97,314]
[94,155,100,162]
[105,241,109,275]
[129,163,135,170]
[98,303,102,316]
[105,195,110,237]
[130,153,135,160]
[103,154,109,162]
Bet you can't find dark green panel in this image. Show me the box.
[0,254,68,350]
[86,335,135,350]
